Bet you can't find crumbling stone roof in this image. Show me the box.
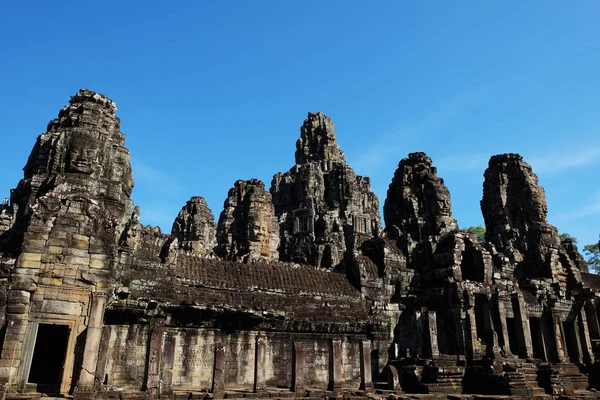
[582,272,600,290]
[171,255,360,298]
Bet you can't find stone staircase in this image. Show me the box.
[502,360,547,398]
[420,355,466,395]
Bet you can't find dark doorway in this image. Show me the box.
[529,318,545,360]
[28,324,70,389]
[474,295,489,343]
[506,318,519,356]
[563,321,579,363]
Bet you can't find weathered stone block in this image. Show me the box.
[19,252,42,262]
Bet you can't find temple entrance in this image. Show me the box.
[474,295,490,344]
[563,321,580,363]
[529,318,545,360]
[28,324,70,391]
[506,318,520,355]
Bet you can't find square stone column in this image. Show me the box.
[578,309,594,364]
[584,300,600,339]
[427,311,440,358]
[292,341,305,393]
[512,293,533,358]
[451,307,466,356]
[93,326,111,391]
[74,293,107,398]
[145,318,165,397]
[359,340,373,391]
[160,331,177,396]
[464,307,479,359]
[254,334,267,393]
[329,338,343,391]
[212,344,226,398]
[570,318,584,364]
[494,296,512,355]
[413,310,425,357]
[552,313,567,362]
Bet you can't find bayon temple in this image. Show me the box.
[0,89,599,400]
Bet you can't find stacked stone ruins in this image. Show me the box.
[0,89,599,400]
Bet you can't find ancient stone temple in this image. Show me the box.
[0,90,599,400]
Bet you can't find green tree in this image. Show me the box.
[583,242,600,273]
[559,232,578,244]
[465,225,486,242]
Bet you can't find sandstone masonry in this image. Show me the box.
[0,90,599,400]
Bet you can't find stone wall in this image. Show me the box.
[0,89,599,400]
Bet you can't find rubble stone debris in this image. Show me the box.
[0,89,599,400]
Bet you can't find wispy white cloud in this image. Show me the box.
[555,192,600,222]
[135,203,176,232]
[130,158,184,195]
[353,90,480,174]
[435,146,600,176]
[527,147,600,175]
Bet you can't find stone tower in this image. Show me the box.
[0,89,133,394]
[270,112,381,268]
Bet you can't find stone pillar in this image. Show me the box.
[329,338,343,391]
[74,293,107,398]
[464,307,479,359]
[93,326,111,390]
[16,321,38,391]
[451,307,466,356]
[535,318,548,361]
[254,334,267,393]
[161,331,177,396]
[360,340,373,391]
[584,301,600,339]
[414,310,424,357]
[427,311,440,358]
[552,313,567,362]
[481,296,500,357]
[145,318,165,397]
[291,341,304,393]
[212,344,226,398]
[512,293,533,358]
[494,296,512,355]
[579,308,595,364]
[570,319,584,364]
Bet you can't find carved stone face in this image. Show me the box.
[249,218,265,242]
[429,185,452,217]
[437,197,451,216]
[66,134,101,174]
[67,148,97,174]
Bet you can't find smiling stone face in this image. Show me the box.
[216,179,280,262]
[67,146,98,174]
[64,131,105,175]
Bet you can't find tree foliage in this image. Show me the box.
[559,232,578,244]
[465,225,486,242]
[583,242,600,273]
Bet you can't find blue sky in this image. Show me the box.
[1,2,599,249]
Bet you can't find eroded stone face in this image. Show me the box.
[216,179,279,261]
[171,196,216,256]
[481,154,562,274]
[10,89,133,229]
[294,112,346,165]
[384,152,458,256]
[271,112,380,268]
